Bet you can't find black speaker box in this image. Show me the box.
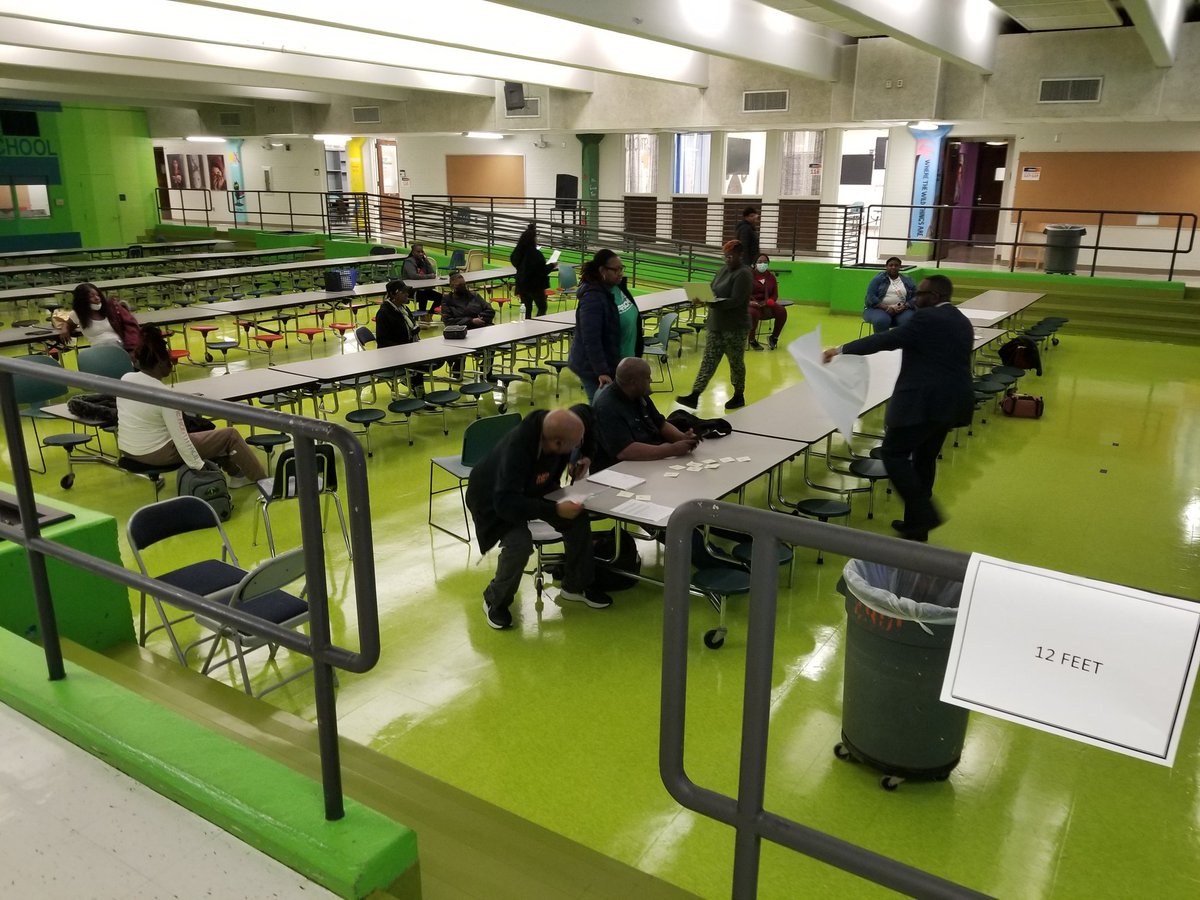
[504,82,526,111]
[555,174,578,210]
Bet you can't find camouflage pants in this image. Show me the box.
[690,327,748,394]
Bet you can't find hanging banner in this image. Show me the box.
[907,124,952,240]
[227,140,247,224]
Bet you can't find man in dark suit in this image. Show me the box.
[823,274,973,541]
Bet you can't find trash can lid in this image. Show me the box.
[1044,223,1087,232]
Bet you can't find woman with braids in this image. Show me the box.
[117,325,267,488]
[58,282,140,351]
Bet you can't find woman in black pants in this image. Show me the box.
[510,223,550,318]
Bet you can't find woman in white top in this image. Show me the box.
[59,282,139,350]
[863,257,917,334]
[117,325,267,485]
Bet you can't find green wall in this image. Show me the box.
[0,103,159,251]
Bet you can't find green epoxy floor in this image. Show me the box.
[4,302,1200,898]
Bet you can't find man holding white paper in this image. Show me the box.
[466,407,611,630]
[823,274,974,541]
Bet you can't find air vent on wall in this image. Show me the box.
[1038,78,1103,103]
[743,90,789,112]
[218,111,242,127]
[504,97,541,118]
[352,106,381,124]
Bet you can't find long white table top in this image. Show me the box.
[957,289,1044,327]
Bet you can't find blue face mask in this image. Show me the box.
[755,262,768,273]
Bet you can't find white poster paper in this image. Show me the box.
[788,326,869,443]
[942,554,1200,766]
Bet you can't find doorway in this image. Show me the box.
[375,139,403,237]
[936,139,1010,263]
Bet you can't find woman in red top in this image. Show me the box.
[748,254,787,350]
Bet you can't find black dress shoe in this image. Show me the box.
[891,519,909,533]
[676,392,699,409]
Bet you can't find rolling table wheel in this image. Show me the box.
[703,628,725,650]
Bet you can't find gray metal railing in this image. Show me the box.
[0,356,379,821]
[860,203,1197,280]
[662,499,988,899]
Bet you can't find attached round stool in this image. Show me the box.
[345,408,386,456]
[691,566,752,650]
[205,338,240,371]
[422,389,462,434]
[847,457,889,519]
[987,370,1017,388]
[42,432,94,489]
[296,326,326,358]
[791,498,852,564]
[251,333,283,364]
[246,432,290,467]
[547,359,571,397]
[328,322,356,353]
[517,365,550,404]
[991,365,1024,380]
[973,378,1007,423]
[490,373,524,413]
[190,324,219,360]
[732,538,795,583]
[387,397,426,445]
[458,381,496,418]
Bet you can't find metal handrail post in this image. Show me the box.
[1170,215,1183,280]
[1090,213,1103,276]
[0,372,65,682]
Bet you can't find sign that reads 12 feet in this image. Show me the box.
[941,554,1200,766]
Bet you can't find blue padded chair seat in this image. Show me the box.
[691,567,751,595]
[157,559,246,598]
[236,588,308,631]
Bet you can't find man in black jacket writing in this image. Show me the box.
[466,407,611,630]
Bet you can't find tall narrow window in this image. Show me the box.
[624,133,657,194]
[672,133,711,194]
[780,130,824,197]
[724,131,765,195]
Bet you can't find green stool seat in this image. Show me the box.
[346,408,386,457]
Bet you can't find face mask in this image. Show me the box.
[89,301,103,311]
[755,263,768,273]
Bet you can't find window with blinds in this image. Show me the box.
[624,133,658,194]
[780,130,824,198]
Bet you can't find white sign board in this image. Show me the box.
[942,554,1200,766]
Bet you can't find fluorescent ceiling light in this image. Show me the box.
[910,121,941,131]
[186,136,225,143]
[464,131,505,140]
[313,134,351,144]
[986,140,1008,146]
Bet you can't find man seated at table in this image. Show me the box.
[592,358,699,471]
[401,243,439,313]
[375,280,434,399]
[466,407,611,630]
[441,272,495,379]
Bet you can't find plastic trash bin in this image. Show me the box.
[835,559,967,790]
[1043,224,1087,275]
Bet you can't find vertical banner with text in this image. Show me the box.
[907,124,952,241]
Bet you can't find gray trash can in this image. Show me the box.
[1043,224,1087,274]
[835,560,967,789]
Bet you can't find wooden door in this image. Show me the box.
[777,200,821,254]
[375,139,403,235]
[671,198,708,244]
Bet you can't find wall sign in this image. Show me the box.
[942,554,1200,766]
[1021,166,1041,181]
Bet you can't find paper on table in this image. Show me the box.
[611,498,674,526]
[548,249,561,264]
[959,308,1006,323]
[588,469,645,490]
[788,325,869,444]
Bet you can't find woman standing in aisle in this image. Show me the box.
[567,249,641,401]
[510,223,551,319]
[676,239,752,411]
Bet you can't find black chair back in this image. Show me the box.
[129,495,221,549]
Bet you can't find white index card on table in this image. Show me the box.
[788,325,869,444]
[942,553,1200,766]
[588,469,645,490]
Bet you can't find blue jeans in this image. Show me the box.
[577,372,601,402]
[864,307,915,334]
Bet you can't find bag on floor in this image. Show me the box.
[1000,391,1044,419]
[177,462,232,520]
[999,336,1042,376]
[592,527,642,591]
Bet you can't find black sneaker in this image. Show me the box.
[482,599,513,629]
[675,392,699,409]
[748,340,764,351]
[558,587,613,609]
[768,337,778,350]
[724,393,746,410]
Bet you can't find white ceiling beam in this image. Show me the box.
[180,0,709,87]
[1122,0,1185,67]
[0,16,496,99]
[0,76,259,108]
[803,0,1003,74]
[483,0,845,82]
[0,1,593,91]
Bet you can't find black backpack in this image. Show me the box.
[177,463,232,521]
[665,410,733,440]
[999,336,1042,376]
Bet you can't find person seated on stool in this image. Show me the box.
[592,358,699,471]
[748,254,787,351]
[466,407,611,630]
[863,256,916,334]
[117,325,267,490]
[401,243,440,313]
[441,273,495,379]
[376,280,434,399]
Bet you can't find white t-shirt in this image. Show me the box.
[883,277,908,305]
[68,310,123,348]
[116,370,204,470]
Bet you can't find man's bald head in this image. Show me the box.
[541,408,585,455]
[614,356,652,397]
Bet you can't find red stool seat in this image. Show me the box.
[296,326,325,358]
